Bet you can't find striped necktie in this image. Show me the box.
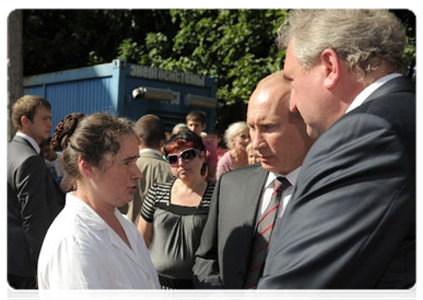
[243,176,291,289]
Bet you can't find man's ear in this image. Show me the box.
[320,48,341,89]
[78,156,94,178]
[21,115,31,128]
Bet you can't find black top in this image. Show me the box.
[141,180,215,282]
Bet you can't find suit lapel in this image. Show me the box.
[247,166,269,227]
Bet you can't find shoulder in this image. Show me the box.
[8,137,39,164]
[137,155,172,171]
[218,163,265,186]
[223,162,262,176]
[41,205,94,260]
[218,151,232,164]
[145,181,174,202]
[204,182,216,197]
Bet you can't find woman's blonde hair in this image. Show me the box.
[224,121,249,149]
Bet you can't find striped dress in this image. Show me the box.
[140,179,215,289]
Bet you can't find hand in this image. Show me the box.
[206,292,230,300]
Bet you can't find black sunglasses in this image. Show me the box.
[167,148,202,166]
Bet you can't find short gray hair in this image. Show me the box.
[277,9,407,78]
[224,121,249,149]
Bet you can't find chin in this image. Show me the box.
[260,162,274,172]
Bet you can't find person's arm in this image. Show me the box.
[137,184,158,248]
[137,218,153,248]
[259,114,415,289]
[215,152,231,180]
[192,178,224,288]
[17,156,53,273]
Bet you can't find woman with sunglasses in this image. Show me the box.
[138,130,215,289]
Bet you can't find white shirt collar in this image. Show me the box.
[345,73,402,114]
[139,148,163,157]
[16,132,41,154]
[264,166,301,189]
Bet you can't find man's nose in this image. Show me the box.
[289,90,298,113]
[251,131,263,151]
[133,165,143,180]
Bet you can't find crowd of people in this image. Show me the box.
[7,9,415,290]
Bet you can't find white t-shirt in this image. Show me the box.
[38,193,160,289]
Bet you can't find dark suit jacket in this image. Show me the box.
[259,76,415,289]
[193,164,269,288]
[8,135,65,277]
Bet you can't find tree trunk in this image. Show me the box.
[7,10,23,142]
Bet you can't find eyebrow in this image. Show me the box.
[122,154,140,163]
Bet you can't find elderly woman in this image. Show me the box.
[37,113,160,289]
[215,121,251,179]
[138,130,215,289]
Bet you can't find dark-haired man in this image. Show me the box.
[124,114,174,225]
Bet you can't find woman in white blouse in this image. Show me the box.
[37,113,160,289]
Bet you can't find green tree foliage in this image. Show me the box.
[118,9,287,130]
[23,9,416,131]
[23,10,175,74]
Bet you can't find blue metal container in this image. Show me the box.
[23,59,218,133]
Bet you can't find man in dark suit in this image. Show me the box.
[258,10,415,289]
[192,72,314,288]
[8,95,65,289]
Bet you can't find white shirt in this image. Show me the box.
[345,73,402,114]
[38,193,160,289]
[255,167,301,227]
[16,131,40,154]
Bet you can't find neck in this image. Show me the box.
[176,176,207,193]
[19,129,39,144]
[231,148,248,160]
[74,185,115,220]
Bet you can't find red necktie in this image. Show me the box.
[243,177,291,289]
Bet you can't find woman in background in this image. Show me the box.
[216,121,251,179]
[138,130,215,289]
[207,130,228,161]
[38,113,160,289]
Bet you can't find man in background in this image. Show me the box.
[8,95,65,289]
[125,114,174,225]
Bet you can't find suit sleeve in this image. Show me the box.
[192,177,224,288]
[16,156,53,272]
[258,113,415,288]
